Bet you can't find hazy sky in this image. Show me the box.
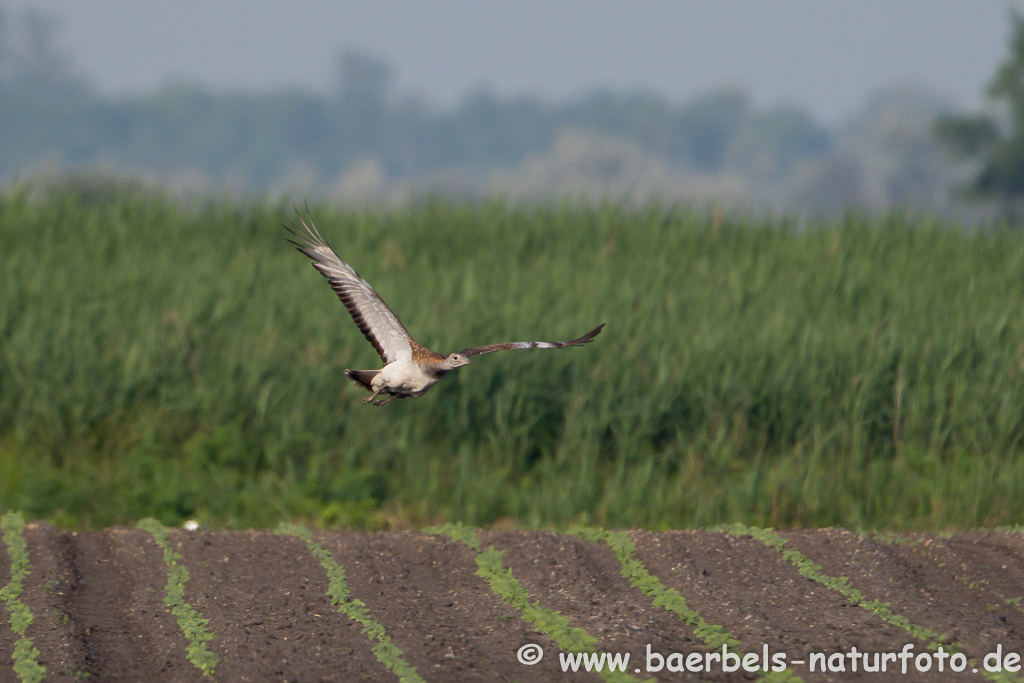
[6,1,1023,122]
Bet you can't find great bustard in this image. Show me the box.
[286,213,604,406]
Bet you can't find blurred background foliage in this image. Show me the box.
[2,187,1024,530]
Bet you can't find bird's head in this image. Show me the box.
[444,352,471,369]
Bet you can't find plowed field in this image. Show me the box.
[3,523,1024,681]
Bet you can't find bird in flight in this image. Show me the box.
[286,213,604,406]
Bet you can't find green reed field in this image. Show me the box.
[2,184,1024,531]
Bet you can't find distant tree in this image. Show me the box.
[0,7,9,84]
[337,51,390,106]
[935,11,1024,216]
[728,105,830,182]
[844,84,954,210]
[0,5,94,176]
[556,88,752,172]
[669,88,749,171]
[9,8,86,96]
[336,50,392,155]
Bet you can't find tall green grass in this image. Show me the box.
[2,184,1024,530]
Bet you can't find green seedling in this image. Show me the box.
[136,518,218,677]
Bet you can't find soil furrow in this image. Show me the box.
[4,525,1024,680]
[866,532,1024,639]
[320,530,576,682]
[629,530,936,682]
[16,522,84,682]
[781,528,1024,663]
[37,525,196,682]
[482,529,731,682]
[941,531,1024,608]
[169,528,388,682]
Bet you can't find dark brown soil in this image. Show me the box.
[3,525,1024,681]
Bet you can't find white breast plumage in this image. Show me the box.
[376,360,441,396]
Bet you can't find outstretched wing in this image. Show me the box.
[285,212,414,364]
[460,324,605,358]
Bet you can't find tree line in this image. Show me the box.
[2,4,1021,218]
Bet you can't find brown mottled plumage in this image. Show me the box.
[285,212,604,406]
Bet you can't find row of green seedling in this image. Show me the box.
[275,522,424,683]
[575,527,800,682]
[0,512,44,683]
[136,518,219,677]
[430,522,649,682]
[723,524,1023,683]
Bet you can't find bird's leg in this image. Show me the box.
[363,386,385,404]
[372,395,398,406]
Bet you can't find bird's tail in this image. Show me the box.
[344,369,378,391]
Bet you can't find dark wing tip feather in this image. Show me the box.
[569,323,605,346]
[282,204,329,248]
[460,323,605,357]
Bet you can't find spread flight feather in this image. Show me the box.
[285,212,604,406]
